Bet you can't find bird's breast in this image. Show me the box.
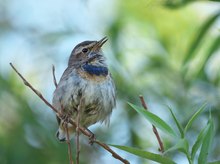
[52,67,116,126]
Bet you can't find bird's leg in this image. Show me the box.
[85,128,96,145]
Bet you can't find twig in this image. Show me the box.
[65,123,74,164]
[94,140,130,164]
[76,98,84,164]
[76,111,80,164]
[139,95,164,153]
[60,102,74,164]
[10,63,130,164]
[9,63,59,114]
[52,65,58,88]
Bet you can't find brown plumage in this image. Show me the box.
[52,37,116,141]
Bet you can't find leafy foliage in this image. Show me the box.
[110,145,176,164]
[111,103,217,164]
[128,103,177,137]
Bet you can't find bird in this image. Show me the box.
[52,37,116,142]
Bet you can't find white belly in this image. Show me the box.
[52,69,116,127]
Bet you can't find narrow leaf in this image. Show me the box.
[128,103,177,137]
[198,118,215,164]
[184,103,207,133]
[168,106,184,138]
[197,35,220,78]
[191,123,210,160]
[183,12,220,64]
[110,145,176,164]
[164,138,189,155]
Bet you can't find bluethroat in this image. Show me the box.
[52,37,116,142]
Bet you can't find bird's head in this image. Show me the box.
[68,37,108,67]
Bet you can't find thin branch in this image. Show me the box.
[76,112,80,164]
[94,140,130,164]
[139,95,164,153]
[60,103,74,164]
[52,65,58,88]
[76,98,84,164]
[9,63,59,114]
[10,63,130,164]
[65,123,74,164]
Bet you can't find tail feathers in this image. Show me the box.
[56,126,75,142]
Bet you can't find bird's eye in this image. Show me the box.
[82,48,88,53]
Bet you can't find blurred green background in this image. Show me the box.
[0,0,220,163]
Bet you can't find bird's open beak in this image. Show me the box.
[93,37,108,50]
[97,36,108,48]
[87,37,108,63]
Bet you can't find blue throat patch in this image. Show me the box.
[82,64,108,76]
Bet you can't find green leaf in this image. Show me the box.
[184,103,207,133]
[191,123,210,160]
[164,138,189,155]
[128,103,177,137]
[198,118,215,164]
[197,35,220,78]
[183,12,220,64]
[168,106,184,138]
[110,145,176,164]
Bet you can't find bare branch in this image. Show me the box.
[10,63,130,164]
[52,65,58,88]
[65,123,74,164]
[76,98,84,164]
[59,102,74,164]
[139,95,164,153]
[94,140,130,164]
[10,63,59,114]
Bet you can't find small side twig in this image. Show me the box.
[10,63,130,164]
[139,95,164,153]
[76,98,84,164]
[65,123,74,164]
[61,102,74,164]
[52,65,58,88]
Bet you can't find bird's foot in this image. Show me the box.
[86,128,96,145]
